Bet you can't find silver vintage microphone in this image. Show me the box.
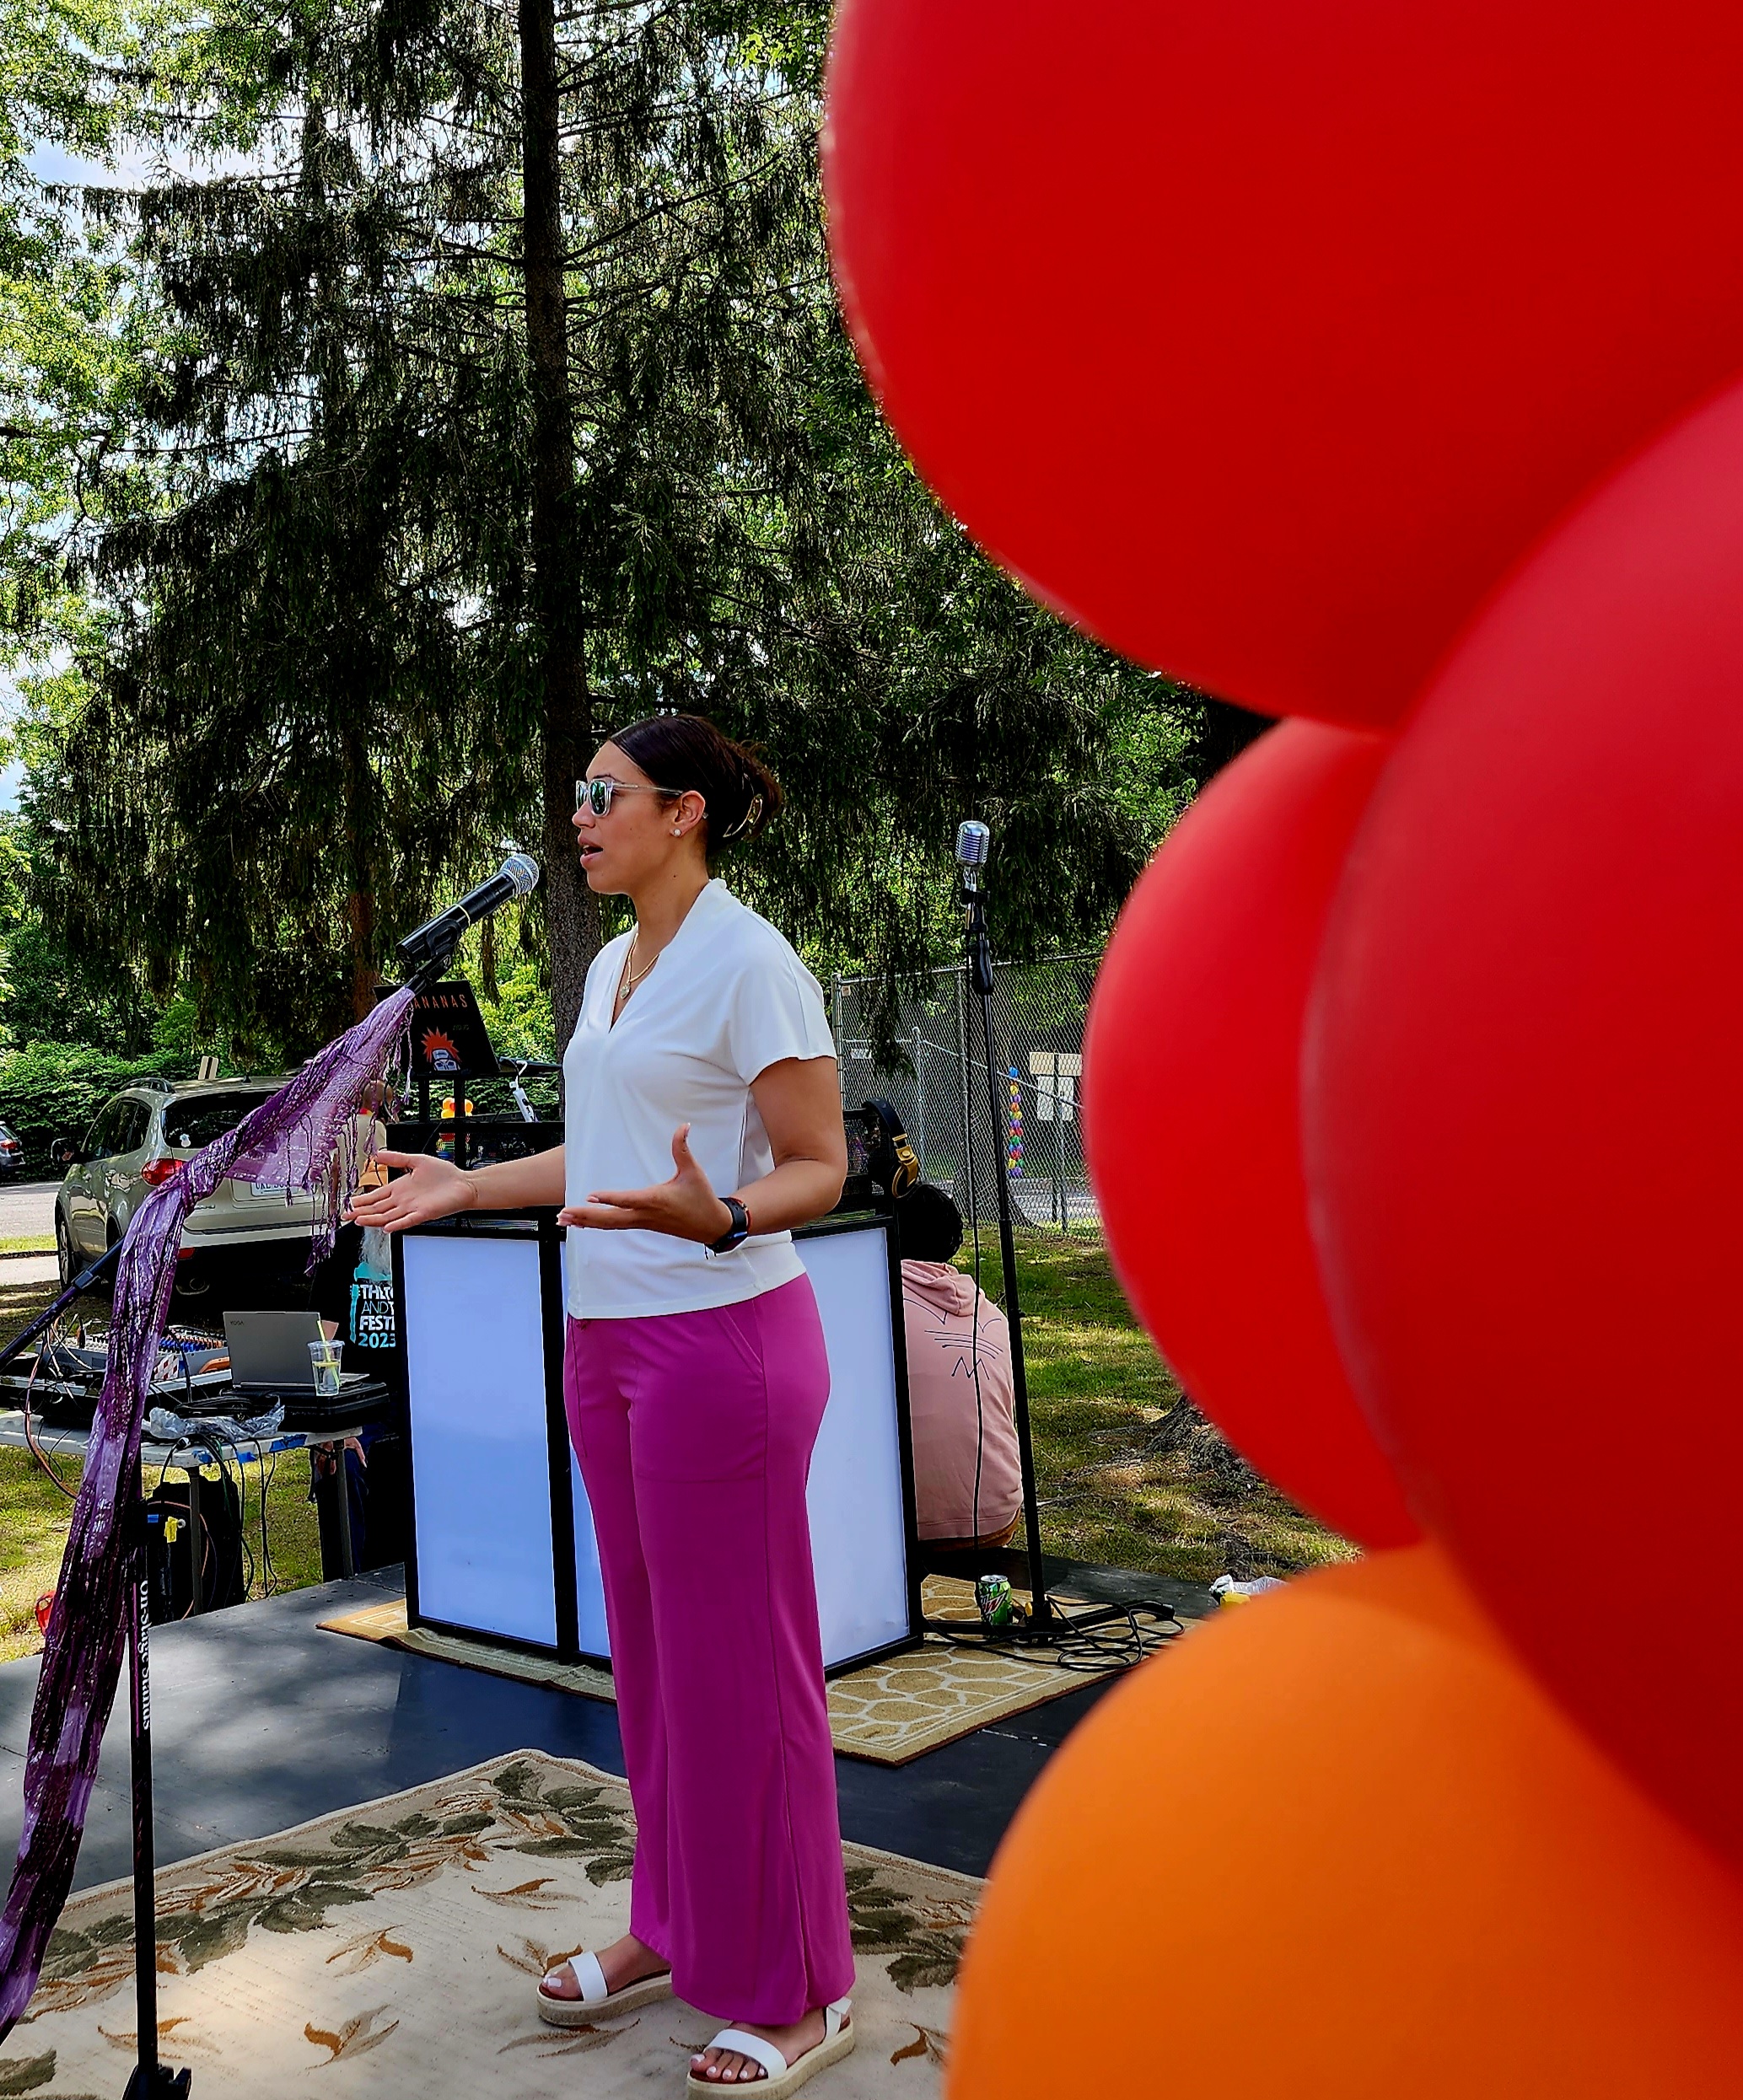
[955,819,991,894]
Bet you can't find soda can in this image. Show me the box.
[976,1574,1014,1627]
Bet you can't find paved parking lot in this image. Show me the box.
[0,1179,56,1241]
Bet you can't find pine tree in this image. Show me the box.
[30,0,1203,1057]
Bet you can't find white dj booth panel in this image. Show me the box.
[569,1447,611,1657]
[401,1231,559,1648]
[401,1213,918,1673]
[799,1226,912,1666]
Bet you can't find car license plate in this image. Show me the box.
[250,1181,283,1200]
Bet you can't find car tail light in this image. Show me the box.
[140,1158,185,1187]
[0,1139,19,1152]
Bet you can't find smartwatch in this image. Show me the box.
[707,1195,752,1255]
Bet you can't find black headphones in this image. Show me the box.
[861,1097,921,1200]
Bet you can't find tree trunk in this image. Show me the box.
[520,0,596,1055]
[346,887,377,1021]
[1189,696,1274,785]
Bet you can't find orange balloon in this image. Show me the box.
[950,1548,1743,2097]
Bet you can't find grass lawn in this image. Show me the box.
[964,1226,1358,1587]
[0,1274,325,1664]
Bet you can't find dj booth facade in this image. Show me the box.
[393,1208,923,1673]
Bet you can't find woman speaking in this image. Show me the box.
[352,715,855,2094]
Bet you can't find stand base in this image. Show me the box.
[923,1597,1170,1646]
[123,2065,190,2099]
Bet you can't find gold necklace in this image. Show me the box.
[618,929,659,1004]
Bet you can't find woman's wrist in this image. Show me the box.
[702,1195,754,1249]
[454,1161,500,1214]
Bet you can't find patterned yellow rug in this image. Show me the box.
[320,1582,1121,1764]
[0,1750,976,2097]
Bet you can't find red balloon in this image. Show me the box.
[1305,375,1743,1867]
[1084,719,1416,1548]
[824,0,1743,729]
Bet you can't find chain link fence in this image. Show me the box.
[832,952,1101,1229]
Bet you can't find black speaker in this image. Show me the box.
[145,1469,245,1619]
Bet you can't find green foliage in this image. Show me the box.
[0,918,159,1052]
[0,1037,196,1168]
[0,810,157,1051]
[149,990,206,1055]
[476,956,557,1065]
[0,0,159,669]
[13,0,1204,1060]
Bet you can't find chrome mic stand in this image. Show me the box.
[943,821,1133,1643]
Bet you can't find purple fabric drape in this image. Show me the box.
[0,986,414,2035]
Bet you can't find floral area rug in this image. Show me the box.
[320,1579,1125,1764]
[0,1751,975,2097]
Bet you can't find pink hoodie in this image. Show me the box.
[900,1261,1022,1543]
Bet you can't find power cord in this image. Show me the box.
[153,1439,218,1620]
[20,1310,78,1501]
[1042,1601,1183,1673]
[197,1423,256,1599]
[256,1437,278,1596]
[943,1597,1182,1672]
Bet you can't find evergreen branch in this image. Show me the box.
[559,148,792,265]
[113,431,321,457]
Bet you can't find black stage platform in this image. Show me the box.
[0,1564,1210,1893]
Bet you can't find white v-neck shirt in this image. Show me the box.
[561,879,837,1319]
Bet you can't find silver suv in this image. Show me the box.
[55,1077,320,1302]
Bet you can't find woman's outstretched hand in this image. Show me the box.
[349,1151,479,1233]
[560,1125,733,1244]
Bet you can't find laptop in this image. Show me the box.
[223,1311,370,1397]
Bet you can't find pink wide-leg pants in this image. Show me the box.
[562,1273,856,2025]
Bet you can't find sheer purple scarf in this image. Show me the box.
[0,986,413,2034]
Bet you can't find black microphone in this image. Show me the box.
[397,851,540,970]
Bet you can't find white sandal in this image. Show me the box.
[537,1948,673,2027]
[686,1999,853,2095]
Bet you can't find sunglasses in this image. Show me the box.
[576,776,681,818]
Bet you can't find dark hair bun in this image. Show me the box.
[609,713,784,858]
[895,1182,965,1265]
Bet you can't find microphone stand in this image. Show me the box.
[961,865,1054,1626]
[0,1249,187,2098]
[945,859,1134,1646]
[121,1451,186,2100]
